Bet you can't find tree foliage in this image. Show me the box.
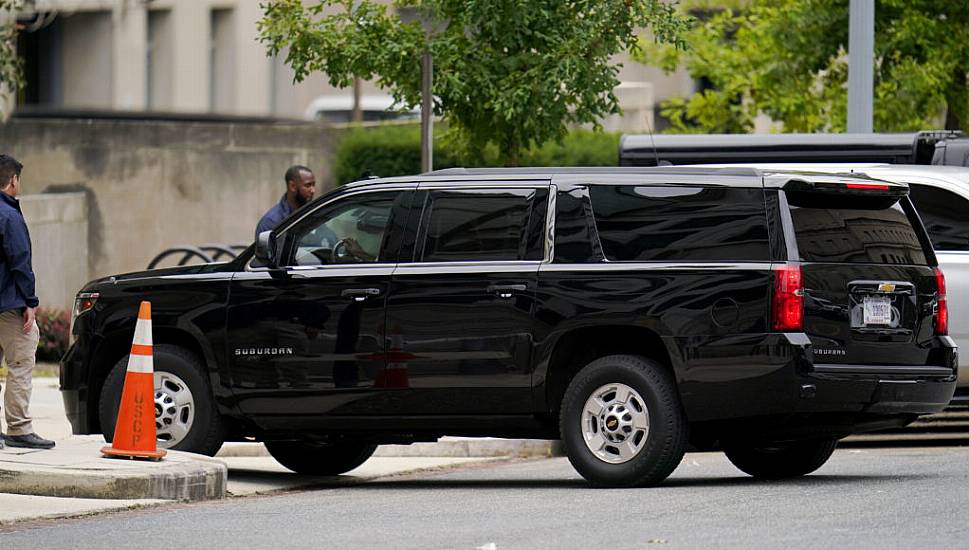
[639,0,969,133]
[0,0,23,96]
[259,0,690,165]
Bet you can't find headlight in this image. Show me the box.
[70,292,99,345]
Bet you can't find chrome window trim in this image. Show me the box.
[395,261,543,275]
[236,264,397,280]
[539,262,775,273]
[416,181,549,190]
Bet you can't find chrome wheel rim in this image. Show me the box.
[154,371,195,448]
[581,383,650,464]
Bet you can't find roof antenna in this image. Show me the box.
[644,110,665,167]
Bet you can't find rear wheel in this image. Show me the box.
[560,354,688,487]
[723,438,838,479]
[265,441,378,475]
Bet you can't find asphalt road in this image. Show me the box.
[3,446,968,549]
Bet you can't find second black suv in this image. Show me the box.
[62,167,957,487]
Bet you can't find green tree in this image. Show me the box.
[0,0,24,120]
[639,0,969,133]
[259,0,691,165]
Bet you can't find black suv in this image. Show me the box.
[62,167,957,487]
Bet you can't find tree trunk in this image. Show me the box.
[944,68,968,131]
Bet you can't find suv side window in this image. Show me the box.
[588,185,770,262]
[417,188,542,262]
[284,191,403,266]
[908,184,969,251]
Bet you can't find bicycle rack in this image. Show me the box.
[147,243,249,269]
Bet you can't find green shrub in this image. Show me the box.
[332,125,621,186]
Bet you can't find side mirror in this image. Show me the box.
[255,231,278,268]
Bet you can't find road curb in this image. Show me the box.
[218,438,565,459]
[0,437,226,501]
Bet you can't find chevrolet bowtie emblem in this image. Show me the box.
[878,282,896,293]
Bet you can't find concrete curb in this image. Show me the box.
[0,437,226,501]
[218,438,565,459]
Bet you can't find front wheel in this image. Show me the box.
[265,441,378,475]
[99,345,225,456]
[560,354,688,487]
[723,438,839,479]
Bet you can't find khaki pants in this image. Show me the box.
[0,309,39,436]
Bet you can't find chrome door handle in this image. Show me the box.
[487,284,528,299]
[341,288,382,302]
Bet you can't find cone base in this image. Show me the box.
[101,446,167,461]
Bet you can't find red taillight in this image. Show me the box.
[934,267,948,336]
[844,182,891,190]
[772,265,803,331]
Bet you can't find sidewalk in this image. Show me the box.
[0,377,550,525]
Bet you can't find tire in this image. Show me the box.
[99,344,225,456]
[560,354,688,487]
[265,441,378,475]
[723,438,838,479]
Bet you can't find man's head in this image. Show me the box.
[285,165,315,207]
[0,154,23,198]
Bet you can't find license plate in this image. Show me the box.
[863,296,892,325]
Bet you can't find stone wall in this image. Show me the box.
[20,193,88,312]
[0,118,343,292]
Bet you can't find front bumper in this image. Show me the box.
[60,340,95,435]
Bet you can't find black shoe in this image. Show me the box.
[5,433,55,449]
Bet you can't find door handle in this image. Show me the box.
[487,284,528,299]
[341,288,382,302]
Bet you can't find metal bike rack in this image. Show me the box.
[147,243,248,269]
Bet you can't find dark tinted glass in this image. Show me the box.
[554,188,600,263]
[589,186,770,262]
[908,184,969,251]
[787,193,927,265]
[420,189,534,262]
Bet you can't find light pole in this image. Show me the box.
[420,42,433,172]
[847,0,874,133]
[400,6,446,173]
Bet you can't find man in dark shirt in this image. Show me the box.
[255,165,318,239]
[0,154,54,450]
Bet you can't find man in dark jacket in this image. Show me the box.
[0,155,54,449]
[255,165,318,239]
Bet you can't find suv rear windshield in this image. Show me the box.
[786,193,927,265]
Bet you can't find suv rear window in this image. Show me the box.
[786,193,927,265]
[589,185,770,262]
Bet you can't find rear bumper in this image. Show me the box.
[677,333,958,423]
[802,334,957,416]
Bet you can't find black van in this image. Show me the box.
[619,131,961,167]
[62,167,956,487]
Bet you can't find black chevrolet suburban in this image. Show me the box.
[62,167,957,487]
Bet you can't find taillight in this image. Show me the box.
[934,267,948,336]
[772,264,803,331]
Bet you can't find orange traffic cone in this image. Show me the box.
[101,301,167,461]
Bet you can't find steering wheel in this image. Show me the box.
[331,239,350,263]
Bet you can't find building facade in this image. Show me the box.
[12,0,694,130]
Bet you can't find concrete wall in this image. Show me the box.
[0,118,343,286]
[20,193,89,312]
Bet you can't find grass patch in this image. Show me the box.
[0,362,60,378]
